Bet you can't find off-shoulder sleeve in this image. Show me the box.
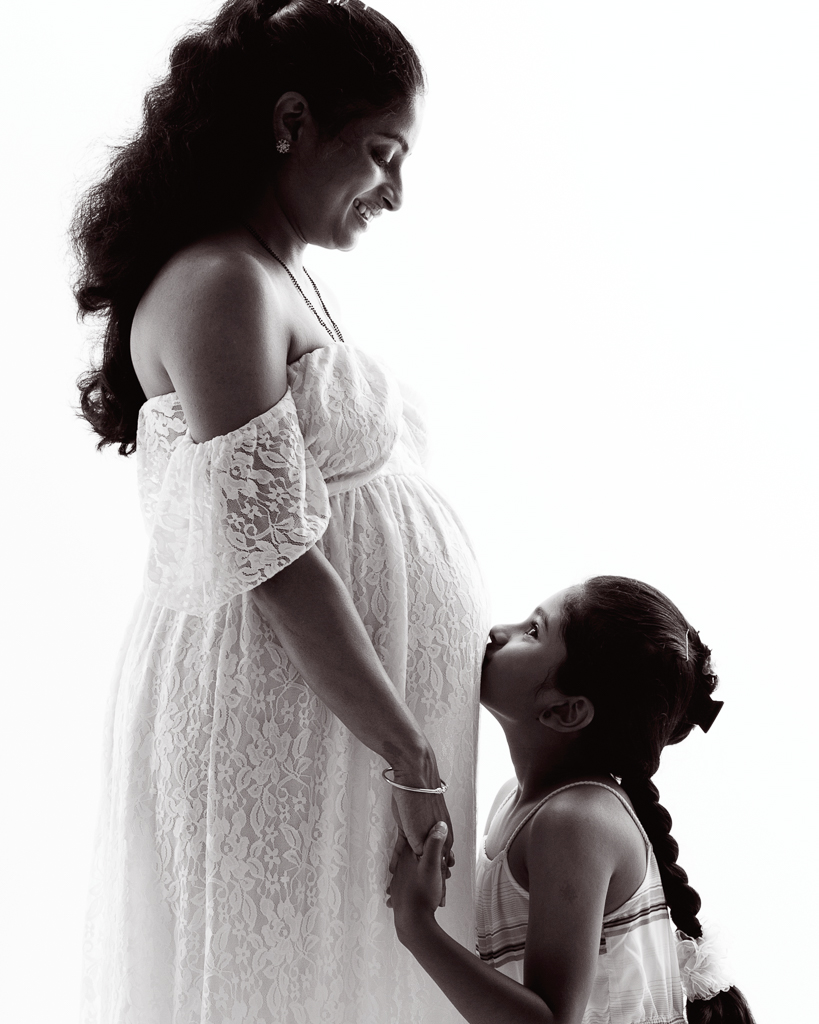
[141,391,330,616]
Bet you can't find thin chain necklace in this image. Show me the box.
[244,223,345,344]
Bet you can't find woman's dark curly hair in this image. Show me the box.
[72,0,425,454]
[554,576,755,1024]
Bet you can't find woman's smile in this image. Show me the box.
[353,197,383,226]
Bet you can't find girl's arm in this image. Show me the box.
[389,792,617,1024]
[143,247,454,860]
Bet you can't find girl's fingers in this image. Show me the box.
[421,823,448,875]
[387,825,448,912]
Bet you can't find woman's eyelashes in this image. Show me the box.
[372,144,401,169]
[525,622,539,639]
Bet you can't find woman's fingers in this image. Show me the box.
[386,834,411,907]
[390,789,453,855]
[388,833,408,876]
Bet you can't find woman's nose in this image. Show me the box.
[382,169,404,212]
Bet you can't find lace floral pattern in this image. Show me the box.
[83,346,488,1024]
[137,391,331,616]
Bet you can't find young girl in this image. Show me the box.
[388,576,755,1024]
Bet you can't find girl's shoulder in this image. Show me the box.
[485,776,619,862]
[508,777,649,906]
[525,777,636,849]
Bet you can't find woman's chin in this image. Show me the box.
[316,226,362,252]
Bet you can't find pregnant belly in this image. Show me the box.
[317,470,488,709]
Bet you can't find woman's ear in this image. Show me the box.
[273,91,311,145]
[538,694,594,733]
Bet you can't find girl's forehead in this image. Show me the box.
[537,587,576,619]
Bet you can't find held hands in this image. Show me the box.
[387,821,449,938]
[389,788,454,906]
[386,751,454,906]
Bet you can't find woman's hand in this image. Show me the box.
[387,822,449,938]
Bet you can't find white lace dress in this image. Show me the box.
[82,344,488,1024]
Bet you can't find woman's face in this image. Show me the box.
[276,93,424,250]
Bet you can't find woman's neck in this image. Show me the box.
[245,190,308,267]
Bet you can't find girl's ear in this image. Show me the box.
[538,694,594,733]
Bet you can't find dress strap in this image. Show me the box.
[501,780,651,855]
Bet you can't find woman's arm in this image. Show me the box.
[252,543,453,856]
[389,792,617,1024]
[139,245,453,857]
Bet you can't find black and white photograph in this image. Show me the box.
[2,1,816,1021]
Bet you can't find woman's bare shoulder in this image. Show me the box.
[136,234,280,333]
[133,234,292,441]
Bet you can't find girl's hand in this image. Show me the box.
[387,821,449,936]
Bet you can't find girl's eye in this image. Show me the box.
[525,623,539,639]
[372,151,388,167]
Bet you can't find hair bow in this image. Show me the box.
[675,926,734,1001]
[689,691,724,733]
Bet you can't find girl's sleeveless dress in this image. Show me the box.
[476,781,687,1024]
[81,344,488,1024]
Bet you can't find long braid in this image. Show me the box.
[621,766,757,1022]
[619,775,703,938]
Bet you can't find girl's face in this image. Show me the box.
[481,589,573,723]
[276,94,423,250]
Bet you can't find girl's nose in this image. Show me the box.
[488,624,510,646]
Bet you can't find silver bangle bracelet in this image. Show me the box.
[382,767,448,795]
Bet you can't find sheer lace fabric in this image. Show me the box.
[82,345,488,1024]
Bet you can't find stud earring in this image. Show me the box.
[276,138,291,154]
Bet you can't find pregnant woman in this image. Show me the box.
[72,2,486,1022]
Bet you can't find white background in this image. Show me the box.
[1,1,816,1020]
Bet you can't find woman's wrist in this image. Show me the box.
[387,741,440,789]
[382,768,447,795]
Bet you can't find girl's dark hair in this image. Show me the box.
[72,0,425,454]
[555,576,755,1024]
